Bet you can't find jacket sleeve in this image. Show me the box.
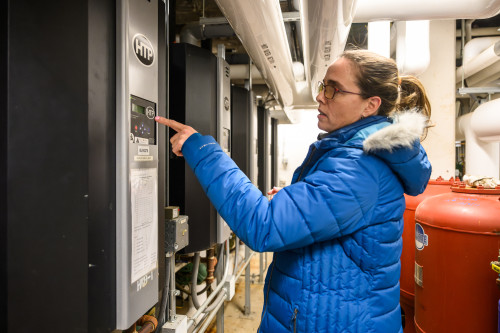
[182,133,382,252]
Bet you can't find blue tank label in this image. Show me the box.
[415,223,429,251]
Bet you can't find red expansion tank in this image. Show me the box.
[401,177,453,333]
[414,183,500,333]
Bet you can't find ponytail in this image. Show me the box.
[397,76,431,120]
[397,75,432,140]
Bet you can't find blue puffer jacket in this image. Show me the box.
[181,112,432,333]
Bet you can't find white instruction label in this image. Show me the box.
[130,168,158,283]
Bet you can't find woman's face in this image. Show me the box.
[316,57,375,133]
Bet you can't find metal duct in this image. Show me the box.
[354,0,500,22]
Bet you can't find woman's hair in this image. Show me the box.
[340,49,431,121]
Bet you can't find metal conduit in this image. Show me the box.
[192,292,227,333]
[235,250,256,282]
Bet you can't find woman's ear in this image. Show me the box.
[363,96,382,117]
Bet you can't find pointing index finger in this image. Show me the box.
[155,116,186,132]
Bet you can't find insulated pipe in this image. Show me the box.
[456,40,500,84]
[299,0,356,100]
[457,112,500,178]
[353,0,500,22]
[214,0,296,108]
[396,20,430,76]
[466,61,500,87]
[368,21,391,58]
[470,98,500,142]
[463,37,500,63]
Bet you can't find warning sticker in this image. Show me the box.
[130,168,158,283]
[415,223,429,251]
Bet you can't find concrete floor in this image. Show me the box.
[206,252,272,333]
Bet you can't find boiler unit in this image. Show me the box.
[169,43,232,253]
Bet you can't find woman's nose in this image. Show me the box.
[316,91,325,104]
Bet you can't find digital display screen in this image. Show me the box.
[132,103,145,115]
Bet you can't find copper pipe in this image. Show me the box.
[137,315,158,333]
[206,247,217,284]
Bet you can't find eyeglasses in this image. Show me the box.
[317,81,363,100]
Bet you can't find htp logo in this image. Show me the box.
[133,34,154,66]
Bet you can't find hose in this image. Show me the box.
[187,240,230,330]
[190,252,202,309]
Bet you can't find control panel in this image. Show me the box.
[116,0,159,329]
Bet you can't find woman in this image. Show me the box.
[156,49,432,333]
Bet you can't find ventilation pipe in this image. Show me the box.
[456,99,500,178]
[354,0,500,22]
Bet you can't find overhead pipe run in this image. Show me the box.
[214,0,296,111]
[354,0,500,22]
[456,38,500,86]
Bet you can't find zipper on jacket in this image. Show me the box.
[291,308,298,333]
[257,258,276,332]
[297,146,316,181]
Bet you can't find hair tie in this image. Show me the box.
[398,77,402,85]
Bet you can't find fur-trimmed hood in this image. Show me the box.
[362,110,432,196]
[363,110,428,153]
[312,110,432,196]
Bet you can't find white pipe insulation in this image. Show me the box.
[368,21,391,58]
[299,0,357,103]
[456,38,500,85]
[396,21,430,77]
[471,98,500,142]
[354,0,500,22]
[213,0,296,109]
[457,100,500,179]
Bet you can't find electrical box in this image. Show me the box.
[116,0,159,328]
[165,216,189,257]
[216,46,232,243]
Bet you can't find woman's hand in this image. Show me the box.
[267,187,282,200]
[155,116,198,157]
